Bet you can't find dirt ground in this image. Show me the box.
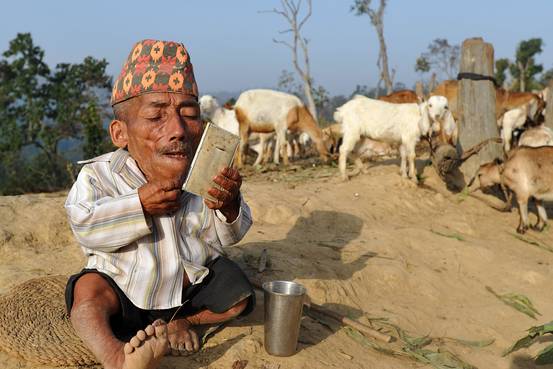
[2,158,553,369]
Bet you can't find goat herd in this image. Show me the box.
[199,82,552,235]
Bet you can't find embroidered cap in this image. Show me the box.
[110,39,199,106]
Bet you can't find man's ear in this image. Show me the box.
[109,119,129,148]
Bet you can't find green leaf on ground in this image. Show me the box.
[509,232,553,253]
[535,343,553,365]
[504,321,553,356]
[430,229,465,242]
[486,286,540,319]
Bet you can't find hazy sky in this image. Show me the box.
[1,1,552,96]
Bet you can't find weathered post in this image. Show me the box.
[545,80,553,130]
[415,81,424,99]
[457,38,503,180]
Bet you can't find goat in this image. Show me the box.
[234,89,328,167]
[378,90,419,104]
[335,95,450,181]
[518,125,553,147]
[469,147,553,233]
[431,80,544,121]
[200,94,272,166]
[503,147,553,233]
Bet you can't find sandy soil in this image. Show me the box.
[2,160,553,369]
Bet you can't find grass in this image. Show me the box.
[486,286,541,320]
[456,187,470,203]
[504,321,553,365]
[342,317,492,369]
[430,229,466,242]
[509,232,553,254]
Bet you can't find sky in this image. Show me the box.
[1,0,552,97]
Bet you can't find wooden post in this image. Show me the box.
[545,80,553,130]
[457,38,503,180]
[415,81,424,99]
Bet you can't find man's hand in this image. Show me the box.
[205,167,242,223]
[138,180,183,216]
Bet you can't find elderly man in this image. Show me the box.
[64,39,254,369]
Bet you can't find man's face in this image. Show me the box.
[116,92,204,183]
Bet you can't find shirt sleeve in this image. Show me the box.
[64,165,152,252]
[212,195,253,247]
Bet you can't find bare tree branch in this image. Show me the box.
[273,39,294,51]
[262,0,318,120]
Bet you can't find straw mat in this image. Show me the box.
[0,275,97,366]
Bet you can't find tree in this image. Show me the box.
[0,33,112,195]
[312,85,329,122]
[352,0,394,95]
[264,0,318,120]
[495,58,510,88]
[82,98,112,159]
[540,67,553,86]
[277,69,302,96]
[414,56,436,92]
[509,38,543,92]
[415,38,460,80]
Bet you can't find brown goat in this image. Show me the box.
[378,90,419,104]
[431,80,544,121]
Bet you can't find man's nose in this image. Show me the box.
[166,111,186,140]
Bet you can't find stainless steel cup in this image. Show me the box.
[263,280,307,356]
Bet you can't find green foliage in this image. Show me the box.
[509,38,544,91]
[350,0,374,16]
[504,321,553,364]
[495,58,510,87]
[416,38,460,80]
[430,229,465,242]
[540,67,553,86]
[0,33,112,195]
[82,99,113,159]
[486,286,541,319]
[343,319,489,369]
[415,56,430,74]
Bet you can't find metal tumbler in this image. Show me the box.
[263,280,307,356]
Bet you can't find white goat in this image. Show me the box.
[199,95,239,135]
[200,95,275,166]
[234,89,328,167]
[497,106,528,152]
[518,125,553,147]
[335,95,450,181]
[498,97,545,152]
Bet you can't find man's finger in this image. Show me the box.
[161,189,182,202]
[191,331,200,351]
[184,336,194,352]
[222,167,241,180]
[204,198,220,209]
[208,187,231,203]
[212,175,238,192]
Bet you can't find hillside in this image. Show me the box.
[1,162,553,369]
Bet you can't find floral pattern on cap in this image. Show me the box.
[111,39,198,106]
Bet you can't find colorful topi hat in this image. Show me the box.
[110,39,198,106]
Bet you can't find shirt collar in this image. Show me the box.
[110,148,147,189]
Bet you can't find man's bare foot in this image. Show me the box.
[120,319,169,369]
[167,318,200,356]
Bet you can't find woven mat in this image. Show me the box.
[0,275,98,366]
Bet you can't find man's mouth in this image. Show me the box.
[163,151,187,160]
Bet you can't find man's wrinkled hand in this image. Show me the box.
[205,167,242,222]
[138,180,183,216]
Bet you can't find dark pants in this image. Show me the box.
[65,256,255,341]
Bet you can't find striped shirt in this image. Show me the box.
[65,148,252,310]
